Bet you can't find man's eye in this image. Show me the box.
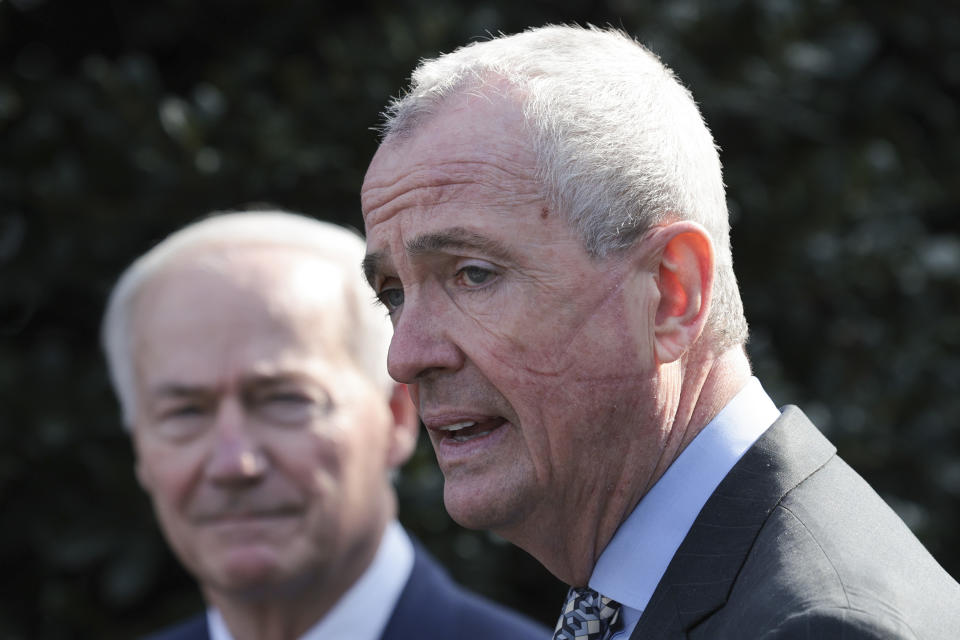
[457,265,494,286]
[265,393,310,405]
[151,405,210,441]
[377,287,405,311]
[165,404,205,418]
[256,392,328,425]
[259,394,312,422]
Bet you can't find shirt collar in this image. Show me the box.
[589,377,781,613]
[208,520,414,640]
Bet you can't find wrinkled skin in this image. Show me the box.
[361,92,680,581]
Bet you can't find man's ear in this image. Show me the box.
[386,383,419,468]
[651,221,715,364]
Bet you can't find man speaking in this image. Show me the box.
[360,24,960,639]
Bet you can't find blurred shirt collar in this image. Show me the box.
[208,519,414,640]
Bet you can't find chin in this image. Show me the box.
[442,479,528,533]
[206,548,290,593]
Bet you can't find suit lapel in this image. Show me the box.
[381,538,460,640]
[630,407,835,639]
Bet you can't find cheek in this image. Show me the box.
[479,297,656,445]
[271,430,345,497]
[137,446,203,510]
[486,287,643,381]
[280,414,386,501]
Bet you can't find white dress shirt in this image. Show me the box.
[590,377,782,638]
[208,520,415,640]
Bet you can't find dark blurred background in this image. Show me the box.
[1,0,958,637]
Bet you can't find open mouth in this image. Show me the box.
[437,417,506,443]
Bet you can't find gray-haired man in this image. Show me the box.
[102,210,550,640]
[360,24,960,639]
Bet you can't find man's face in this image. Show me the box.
[361,93,668,544]
[130,248,412,598]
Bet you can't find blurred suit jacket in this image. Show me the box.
[143,537,550,640]
[632,406,960,639]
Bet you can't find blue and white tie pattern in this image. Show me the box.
[553,586,623,640]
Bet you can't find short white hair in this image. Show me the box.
[101,210,393,428]
[380,24,748,349]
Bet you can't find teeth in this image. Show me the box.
[451,429,491,443]
[440,421,476,432]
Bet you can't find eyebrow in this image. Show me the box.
[362,226,515,287]
[148,373,314,399]
[362,253,385,288]
[148,383,209,401]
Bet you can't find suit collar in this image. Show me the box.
[631,407,836,638]
[381,538,457,640]
[592,378,779,612]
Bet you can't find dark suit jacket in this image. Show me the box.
[632,406,960,639]
[144,536,550,640]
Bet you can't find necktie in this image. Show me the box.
[553,586,623,640]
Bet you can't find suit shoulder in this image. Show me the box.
[445,585,552,638]
[757,606,920,639]
[139,613,208,640]
[711,457,960,638]
[384,544,551,640]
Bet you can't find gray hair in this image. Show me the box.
[101,210,393,428]
[380,24,748,349]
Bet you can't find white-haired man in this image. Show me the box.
[102,210,550,640]
[360,24,960,639]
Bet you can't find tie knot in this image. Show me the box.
[553,586,623,640]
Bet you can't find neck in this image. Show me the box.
[205,511,392,640]
[655,347,754,481]
[506,346,752,586]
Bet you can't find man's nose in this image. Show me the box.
[387,292,465,383]
[205,398,266,484]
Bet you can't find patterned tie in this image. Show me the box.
[553,586,623,640]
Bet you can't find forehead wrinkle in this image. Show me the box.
[242,367,313,385]
[363,153,538,220]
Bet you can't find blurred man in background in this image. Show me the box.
[360,24,960,639]
[101,211,549,640]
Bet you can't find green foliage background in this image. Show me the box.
[1,0,958,637]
